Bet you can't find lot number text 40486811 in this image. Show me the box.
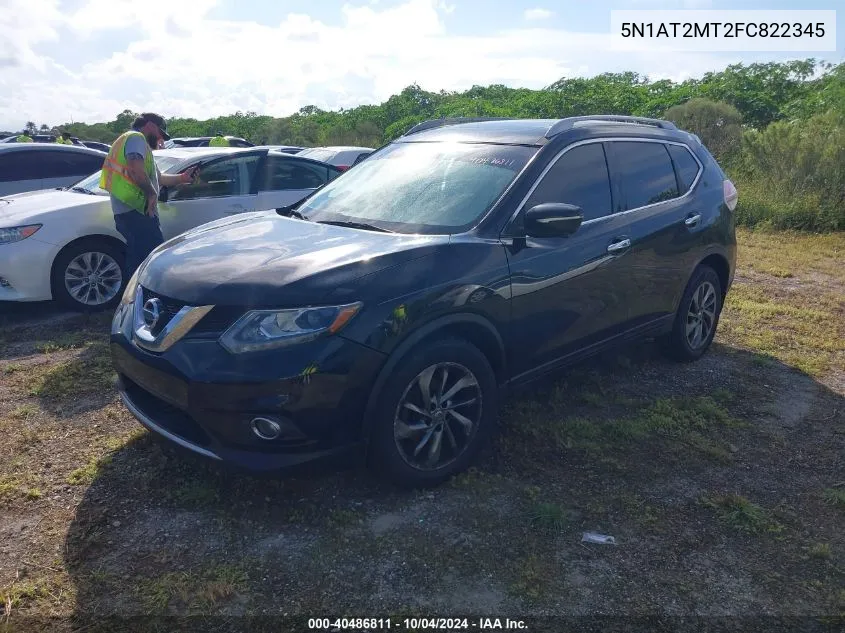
[308,617,528,630]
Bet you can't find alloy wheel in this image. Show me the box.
[393,362,483,471]
[686,280,717,349]
[64,251,123,306]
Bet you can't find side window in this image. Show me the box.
[667,144,700,194]
[169,155,259,201]
[61,152,104,177]
[610,142,679,210]
[327,165,342,182]
[262,157,328,191]
[0,154,22,182]
[525,143,612,222]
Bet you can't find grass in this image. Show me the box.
[136,565,247,613]
[67,454,113,485]
[8,404,38,420]
[509,554,555,603]
[719,284,844,376]
[822,488,845,509]
[34,332,91,353]
[701,494,784,535]
[29,342,116,399]
[529,502,570,533]
[808,543,832,560]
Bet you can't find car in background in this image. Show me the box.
[164,136,254,148]
[0,147,343,310]
[1,134,85,146]
[296,146,374,171]
[0,143,107,196]
[82,141,111,152]
[255,145,305,155]
[109,115,738,487]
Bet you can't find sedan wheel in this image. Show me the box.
[394,362,483,471]
[64,251,123,307]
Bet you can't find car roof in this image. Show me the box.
[395,116,687,146]
[300,146,373,153]
[153,146,255,160]
[0,142,106,155]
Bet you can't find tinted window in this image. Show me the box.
[526,143,612,222]
[0,151,49,181]
[262,157,329,191]
[611,142,679,209]
[169,155,260,201]
[667,144,700,194]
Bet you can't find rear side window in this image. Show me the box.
[610,141,679,210]
[667,144,700,194]
[526,143,612,222]
[262,157,331,191]
[0,151,48,181]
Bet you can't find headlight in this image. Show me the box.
[0,224,41,245]
[119,267,141,307]
[219,303,362,353]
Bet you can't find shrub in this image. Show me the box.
[733,110,844,231]
[665,98,743,162]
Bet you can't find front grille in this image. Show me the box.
[122,376,212,448]
[140,287,243,337]
[141,287,185,337]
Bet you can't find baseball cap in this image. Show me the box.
[135,112,171,140]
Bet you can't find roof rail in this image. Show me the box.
[402,117,512,137]
[545,115,677,138]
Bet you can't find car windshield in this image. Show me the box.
[297,142,536,234]
[70,155,184,194]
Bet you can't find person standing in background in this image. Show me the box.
[209,131,230,147]
[99,112,199,275]
[16,130,33,142]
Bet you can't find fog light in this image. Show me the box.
[251,417,282,440]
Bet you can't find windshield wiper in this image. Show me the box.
[68,186,94,195]
[276,206,308,220]
[316,220,394,233]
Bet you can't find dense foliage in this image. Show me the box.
[11,59,844,231]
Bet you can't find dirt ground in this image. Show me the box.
[1,229,843,632]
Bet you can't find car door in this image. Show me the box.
[256,155,340,210]
[44,151,105,190]
[604,140,703,330]
[503,141,639,381]
[159,152,261,239]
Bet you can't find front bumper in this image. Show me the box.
[111,302,387,472]
[0,237,58,302]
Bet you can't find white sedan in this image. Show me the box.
[0,146,342,311]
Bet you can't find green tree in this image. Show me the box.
[664,98,743,162]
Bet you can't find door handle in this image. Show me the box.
[685,214,702,227]
[607,238,631,254]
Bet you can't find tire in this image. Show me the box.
[51,239,126,312]
[664,265,723,362]
[368,337,498,488]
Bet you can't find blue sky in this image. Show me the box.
[0,0,841,130]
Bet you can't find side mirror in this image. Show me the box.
[158,187,169,203]
[524,203,583,238]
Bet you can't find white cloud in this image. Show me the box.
[524,8,553,21]
[0,0,768,130]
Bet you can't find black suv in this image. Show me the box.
[111,115,738,487]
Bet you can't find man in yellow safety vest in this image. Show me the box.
[55,131,73,144]
[209,132,230,147]
[99,112,199,274]
[16,131,33,142]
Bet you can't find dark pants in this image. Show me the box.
[114,211,163,275]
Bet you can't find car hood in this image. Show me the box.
[0,189,103,224]
[139,211,448,306]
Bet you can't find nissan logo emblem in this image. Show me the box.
[142,298,163,330]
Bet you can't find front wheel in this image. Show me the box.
[51,240,126,312]
[664,265,723,362]
[368,338,498,488]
